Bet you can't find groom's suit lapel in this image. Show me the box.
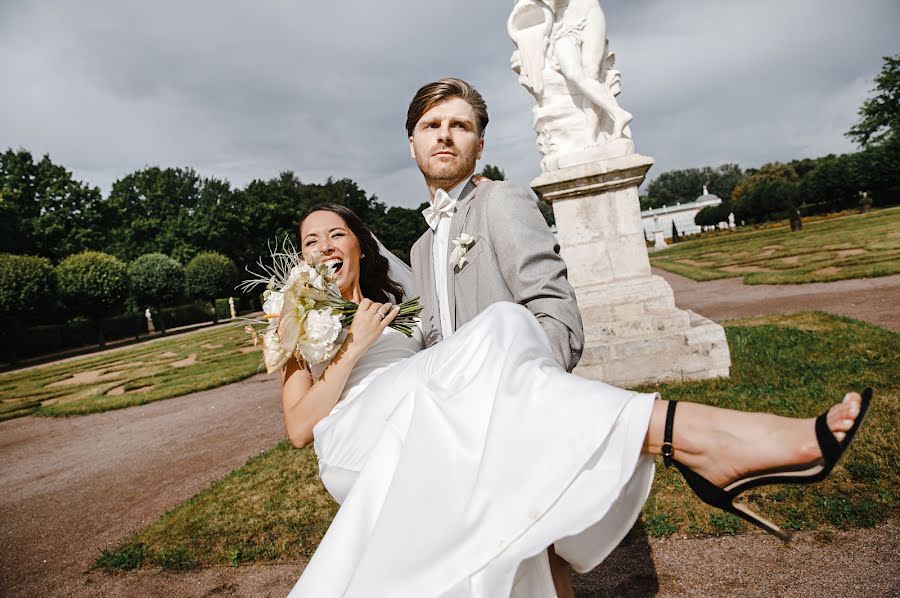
[446,179,478,332]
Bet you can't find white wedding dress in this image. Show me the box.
[288,302,656,598]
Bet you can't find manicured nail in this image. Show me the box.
[849,403,860,417]
[842,419,855,428]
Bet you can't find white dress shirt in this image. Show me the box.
[428,179,467,339]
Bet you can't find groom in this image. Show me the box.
[407,78,583,597]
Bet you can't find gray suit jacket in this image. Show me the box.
[410,179,584,372]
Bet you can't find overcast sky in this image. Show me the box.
[1,1,897,209]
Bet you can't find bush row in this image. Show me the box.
[8,296,257,359]
[1,250,251,361]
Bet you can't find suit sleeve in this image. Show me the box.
[485,182,584,371]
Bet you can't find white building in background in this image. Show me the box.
[641,186,723,240]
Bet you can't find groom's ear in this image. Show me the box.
[476,137,484,160]
[409,136,416,160]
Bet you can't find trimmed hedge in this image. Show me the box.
[159,302,215,329]
[13,313,147,358]
[56,251,129,319]
[185,253,238,302]
[0,254,57,317]
[129,253,184,309]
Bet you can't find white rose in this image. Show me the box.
[303,308,343,346]
[450,233,476,269]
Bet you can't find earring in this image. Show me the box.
[361,253,366,258]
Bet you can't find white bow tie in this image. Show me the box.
[422,188,456,231]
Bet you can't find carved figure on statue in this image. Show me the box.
[509,0,634,171]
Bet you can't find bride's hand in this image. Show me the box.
[346,299,400,356]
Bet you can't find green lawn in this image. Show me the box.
[651,206,900,284]
[0,324,262,421]
[96,312,899,571]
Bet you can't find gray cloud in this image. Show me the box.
[1,1,897,209]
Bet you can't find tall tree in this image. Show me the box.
[847,54,900,148]
[0,149,106,261]
[481,164,506,181]
[104,167,236,264]
[56,251,129,347]
[731,163,802,228]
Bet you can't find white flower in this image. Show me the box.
[295,308,343,365]
[309,268,327,291]
[262,327,290,374]
[262,290,284,317]
[450,233,476,269]
[305,308,343,345]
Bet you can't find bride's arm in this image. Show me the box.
[280,299,400,448]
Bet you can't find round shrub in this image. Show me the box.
[128,253,184,333]
[184,252,238,321]
[0,253,57,317]
[57,251,129,319]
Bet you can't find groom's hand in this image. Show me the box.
[472,172,492,186]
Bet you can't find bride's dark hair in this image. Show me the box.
[299,203,405,304]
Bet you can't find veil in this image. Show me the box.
[374,235,415,301]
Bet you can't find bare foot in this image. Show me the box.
[657,392,863,488]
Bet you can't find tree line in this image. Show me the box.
[0,155,431,269]
[0,158,434,361]
[641,54,900,229]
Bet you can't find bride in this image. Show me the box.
[281,203,870,598]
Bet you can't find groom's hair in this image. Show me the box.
[405,78,489,138]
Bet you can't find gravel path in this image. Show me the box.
[73,521,900,597]
[0,373,285,598]
[2,274,898,597]
[655,268,900,332]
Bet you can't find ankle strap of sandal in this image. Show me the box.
[662,400,678,468]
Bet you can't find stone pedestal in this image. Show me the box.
[531,154,731,387]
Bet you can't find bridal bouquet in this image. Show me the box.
[240,241,421,374]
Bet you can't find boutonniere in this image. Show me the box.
[450,233,476,269]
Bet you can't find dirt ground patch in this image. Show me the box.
[170,353,198,368]
[47,369,123,387]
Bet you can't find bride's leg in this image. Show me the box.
[641,393,863,488]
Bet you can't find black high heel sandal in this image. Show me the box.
[661,388,873,542]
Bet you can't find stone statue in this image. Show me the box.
[509,0,634,171]
[653,215,667,250]
[144,308,155,333]
[228,296,237,319]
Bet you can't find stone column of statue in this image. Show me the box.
[228,297,237,320]
[509,0,634,171]
[145,308,155,333]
